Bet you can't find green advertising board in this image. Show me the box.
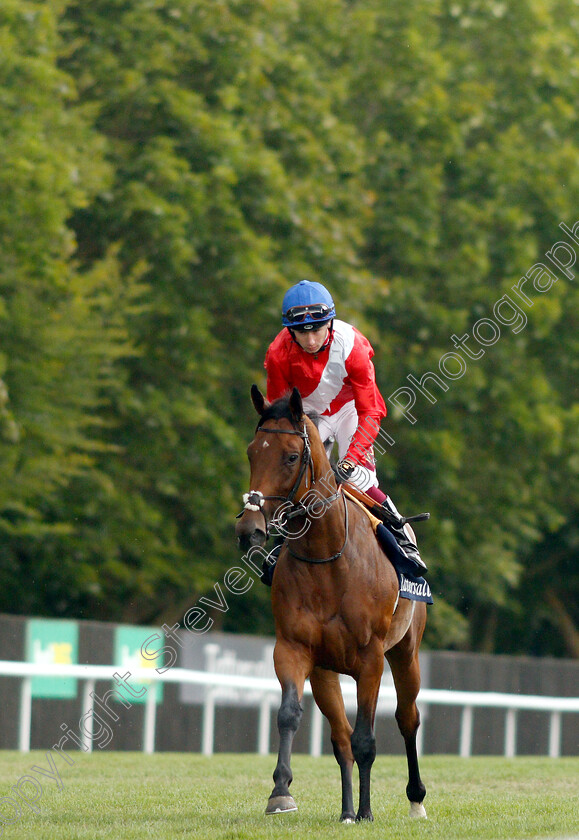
[113,626,164,704]
[26,619,79,699]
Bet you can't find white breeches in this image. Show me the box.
[316,400,379,493]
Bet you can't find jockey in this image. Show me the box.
[261,279,425,585]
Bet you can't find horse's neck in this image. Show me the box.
[300,426,344,532]
[306,421,339,501]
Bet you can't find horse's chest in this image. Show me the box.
[305,611,375,673]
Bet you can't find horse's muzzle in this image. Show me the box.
[235,510,267,552]
[237,529,267,552]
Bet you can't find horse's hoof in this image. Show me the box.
[409,801,427,819]
[340,811,356,824]
[265,795,298,815]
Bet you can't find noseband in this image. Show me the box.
[240,419,348,563]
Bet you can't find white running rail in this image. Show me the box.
[0,660,577,758]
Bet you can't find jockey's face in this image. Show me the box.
[292,322,330,354]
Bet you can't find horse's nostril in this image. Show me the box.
[237,529,267,552]
[250,529,267,548]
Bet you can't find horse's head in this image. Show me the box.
[235,385,322,552]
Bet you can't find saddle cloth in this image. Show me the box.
[342,488,433,605]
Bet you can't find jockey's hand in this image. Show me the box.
[336,458,356,482]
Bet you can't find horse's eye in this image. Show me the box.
[287,453,299,465]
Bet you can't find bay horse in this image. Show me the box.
[235,385,427,823]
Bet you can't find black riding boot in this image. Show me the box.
[386,521,427,572]
[381,499,428,573]
[260,535,285,587]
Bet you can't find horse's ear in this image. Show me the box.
[289,387,303,423]
[251,384,268,416]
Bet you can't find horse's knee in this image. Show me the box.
[278,684,303,733]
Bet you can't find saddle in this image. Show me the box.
[339,481,430,529]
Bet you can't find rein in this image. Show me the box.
[241,420,348,564]
[284,491,349,564]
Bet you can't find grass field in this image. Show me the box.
[0,752,577,840]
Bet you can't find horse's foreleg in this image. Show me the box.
[386,613,427,818]
[266,643,309,815]
[266,682,302,814]
[310,667,355,823]
[351,642,384,822]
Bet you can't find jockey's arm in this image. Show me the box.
[344,411,384,466]
[343,351,387,466]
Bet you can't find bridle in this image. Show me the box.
[239,420,349,564]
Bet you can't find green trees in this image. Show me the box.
[0,0,577,655]
[0,0,130,614]
[344,0,579,653]
[51,0,371,624]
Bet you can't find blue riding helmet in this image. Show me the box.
[282,280,336,329]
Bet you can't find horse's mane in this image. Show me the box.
[257,395,320,430]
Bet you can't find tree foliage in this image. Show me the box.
[0,0,577,655]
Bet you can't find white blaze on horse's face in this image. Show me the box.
[262,440,269,448]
